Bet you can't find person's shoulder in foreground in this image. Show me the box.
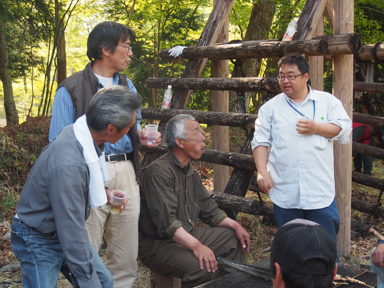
[270,219,338,288]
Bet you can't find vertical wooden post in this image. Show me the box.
[333,0,353,257]
[308,16,324,91]
[212,0,229,192]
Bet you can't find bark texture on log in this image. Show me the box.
[146,77,281,92]
[140,144,256,171]
[160,34,361,61]
[293,0,328,41]
[352,171,384,191]
[353,112,384,129]
[223,129,255,197]
[140,108,257,128]
[353,142,384,160]
[151,271,181,288]
[354,81,384,94]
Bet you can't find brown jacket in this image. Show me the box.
[58,62,141,179]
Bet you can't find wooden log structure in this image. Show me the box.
[140,144,256,171]
[210,191,379,239]
[146,77,384,95]
[141,108,257,128]
[159,34,361,61]
[141,0,236,168]
[354,81,384,94]
[140,144,384,188]
[146,77,281,92]
[353,142,384,160]
[151,271,181,288]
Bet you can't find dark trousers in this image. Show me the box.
[139,227,246,288]
[273,199,340,244]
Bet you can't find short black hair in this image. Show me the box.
[270,255,334,288]
[278,54,309,76]
[87,21,136,62]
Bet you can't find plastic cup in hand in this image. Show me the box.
[110,190,126,215]
[296,115,305,124]
[145,124,158,145]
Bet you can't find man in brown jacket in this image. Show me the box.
[139,114,250,288]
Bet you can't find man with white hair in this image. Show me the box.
[139,114,251,288]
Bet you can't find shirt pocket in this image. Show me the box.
[271,123,290,150]
[313,134,329,150]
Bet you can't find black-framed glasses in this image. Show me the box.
[277,74,303,81]
[118,44,132,52]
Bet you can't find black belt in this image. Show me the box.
[105,152,133,162]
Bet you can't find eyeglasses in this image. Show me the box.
[277,74,303,81]
[118,44,132,52]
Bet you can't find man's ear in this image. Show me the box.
[175,138,184,149]
[332,265,338,281]
[272,262,285,288]
[106,124,116,136]
[101,46,111,57]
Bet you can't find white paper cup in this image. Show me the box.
[145,124,158,145]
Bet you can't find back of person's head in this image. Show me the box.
[86,85,141,131]
[87,21,136,62]
[270,219,337,288]
[165,114,196,150]
[278,54,309,76]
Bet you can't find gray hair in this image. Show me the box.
[86,85,141,131]
[165,114,196,149]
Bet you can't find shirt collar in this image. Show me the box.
[167,150,195,176]
[285,85,318,105]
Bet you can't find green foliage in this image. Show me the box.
[103,0,210,108]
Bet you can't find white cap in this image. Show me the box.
[167,85,172,89]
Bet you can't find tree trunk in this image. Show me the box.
[229,0,276,113]
[55,0,67,85]
[0,20,19,126]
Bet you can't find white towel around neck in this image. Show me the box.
[73,115,111,207]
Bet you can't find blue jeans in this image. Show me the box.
[273,199,340,244]
[11,216,113,288]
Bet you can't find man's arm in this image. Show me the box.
[296,119,341,138]
[49,87,76,142]
[216,217,250,253]
[253,145,272,193]
[172,227,218,273]
[49,166,102,287]
[372,243,384,267]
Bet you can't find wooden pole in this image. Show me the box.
[308,16,324,91]
[333,0,353,257]
[212,0,229,192]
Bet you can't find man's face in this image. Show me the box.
[108,38,133,72]
[278,64,308,100]
[108,110,136,144]
[181,120,206,161]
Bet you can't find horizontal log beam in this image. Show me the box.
[352,171,384,190]
[353,112,384,128]
[210,191,380,237]
[353,81,384,94]
[141,110,384,131]
[146,77,384,96]
[139,144,256,171]
[141,108,257,129]
[209,191,260,215]
[353,142,384,160]
[160,34,361,61]
[145,77,281,92]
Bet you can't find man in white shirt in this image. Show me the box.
[252,54,352,244]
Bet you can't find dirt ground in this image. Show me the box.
[1,117,384,287]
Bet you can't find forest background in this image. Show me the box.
[1,0,384,127]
